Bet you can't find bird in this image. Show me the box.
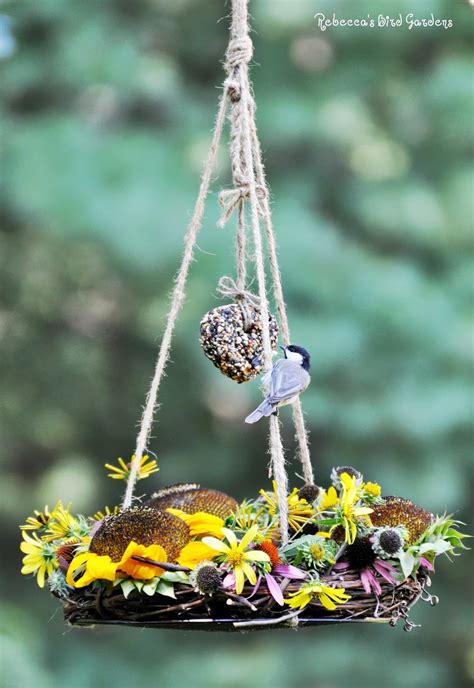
[245,344,311,424]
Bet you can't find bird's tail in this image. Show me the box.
[245,399,274,424]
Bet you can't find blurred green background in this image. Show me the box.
[1,0,472,686]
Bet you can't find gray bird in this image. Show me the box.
[245,344,311,423]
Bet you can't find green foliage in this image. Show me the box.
[1,0,472,686]
[397,515,470,579]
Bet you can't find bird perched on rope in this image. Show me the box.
[245,344,311,423]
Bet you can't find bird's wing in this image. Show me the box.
[268,360,309,402]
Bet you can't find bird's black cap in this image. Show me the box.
[282,344,311,371]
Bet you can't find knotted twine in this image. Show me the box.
[222,0,290,541]
[123,0,314,545]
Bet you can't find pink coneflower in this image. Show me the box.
[224,562,306,606]
[334,558,398,595]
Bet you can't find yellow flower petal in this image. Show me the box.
[241,561,256,586]
[318,592,337,611]
[119,543,167,579]
[177,541,218,568]
[239,524,259,550]
[166,509,225,538]
[201,536,230,554]
[234,566,245,594]
[221,528,238,549]
[244,550,270,562]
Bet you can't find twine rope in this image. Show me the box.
[123,0,314,531]
[225,0,289,542]
[249,119,314,484]
[122,93,229,508]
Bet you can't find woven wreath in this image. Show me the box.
[21,461,467,631]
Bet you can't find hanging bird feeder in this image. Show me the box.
[20,0,468,632]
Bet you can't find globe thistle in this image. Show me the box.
[48,570,70,598]
[299,536,338,571]
[148,485,238,520]
[331,466,363,489]
[90,507,190,562]
[370,497,432,545]
[372,526,406,558]
[298,484,321,504]
[189,561,222,595]
[346,536,377,571]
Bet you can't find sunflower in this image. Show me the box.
[105,454,159,482]
[66,541,167,588]
[285,581,350,611]
[260,482,314,532]
[20,532,58,588]
[330,472,373,545]
[202,525,270,594]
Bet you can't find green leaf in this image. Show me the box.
[156,579,176,599]
[120,579,136,599]
[398,551,416,579]
[161,571,188,583]
[142,579,160,596]
[418,540,452,555]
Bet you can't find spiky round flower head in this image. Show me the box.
[89,507,190,563]
[189,561,222,595]
[370,497,432,545]
[148,485,238,520]
[298,484,321,504]
[331,466,363,489]
[346,536,377,571]
[372,526,406,558]
[48,570,70,598]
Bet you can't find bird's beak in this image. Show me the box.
[279,345,286,351]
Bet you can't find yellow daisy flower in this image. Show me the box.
[66,541,167,588]
[285,582,350,611]
[232,501,266,532]
[202,525,270,594]
[260,482,314,532]
[335,472,373,545]
[42,503,80,542]
[318,486,339,511]
[166,509,225,538]
[104,454,159,482]
[20,532,58,588]
[364,482,381,497]
[20,501,62,532]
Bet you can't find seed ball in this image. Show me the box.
[200,303,278,383]
[89,507,190,563]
